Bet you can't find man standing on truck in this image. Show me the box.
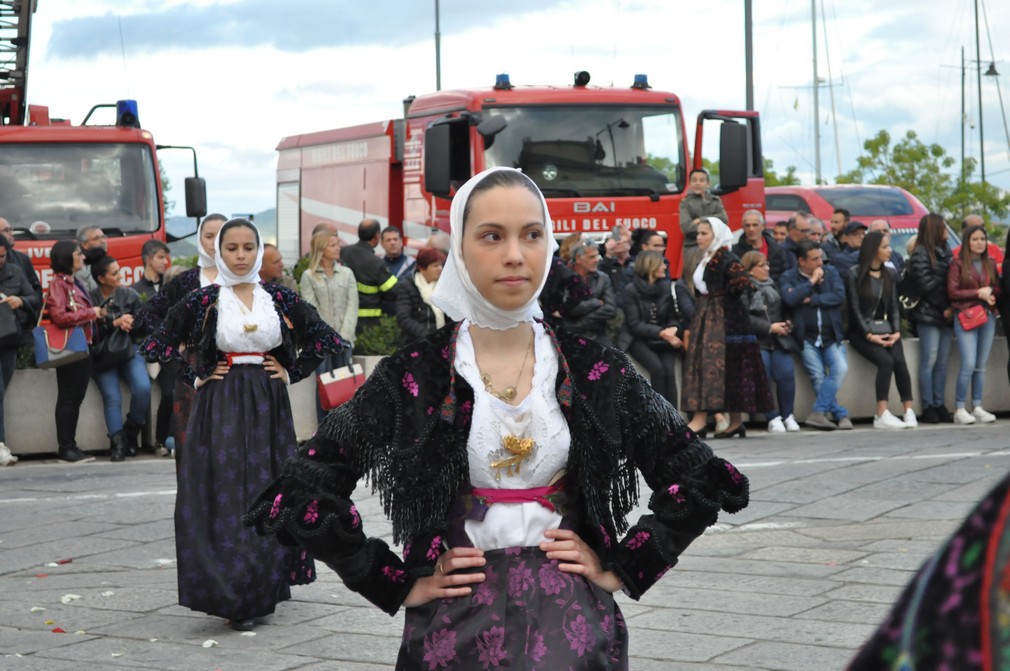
[679,168,727,283]
[341,219,398,333]
[0,217,41,301]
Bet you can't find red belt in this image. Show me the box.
[471,481,564,513]
[223,351,266,366]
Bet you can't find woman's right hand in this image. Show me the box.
[770,322,790,336]
[402,547,486,608]
[93,306,107,319]
[194,361,231,389]
[978,286,995,304]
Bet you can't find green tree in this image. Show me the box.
[159,161,175,216]
[764,158,800,187]
[836,129,1010,227]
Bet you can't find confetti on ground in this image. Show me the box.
[153,558,175,566]
[149,638,158,642]
[60,594,81,604]
[111,651,124,658]
[100,591,115,597]
[44,620,54,625]
[51,627,66,633]
[35,574,48,578]
[202,639,219,648]
[56,558,73,565]
[74,630,86,635]
[45,563,59,568]
[29,607,45,613]
[240,632,256,637]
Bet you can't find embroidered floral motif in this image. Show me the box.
[564,614,593,657]
[441,346,450,361]
[599,525,611,548]
[587,361,610,381]
[423,629,457,669]
[382,566,406,583]
[410,351,419,358]
[426,536,442,561]
[508,561,535,598]
[538,560,567,596]
[307,447,317,457]
[667,483,686,503]
[725,461,744,485]
[402,372,419,397]
[476,626,507,668]
[530,630,548,663]
[578,338,587,345]
[349,504,361,528]
[402,542,412,560]
[473,565,498,606]
[627,530,651,550]
[269,494,282,519]
[303,500,319,524]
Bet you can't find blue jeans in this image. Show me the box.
[916,323,953,408]
[953,314,996,407]
[760,348,795,420]
[94,349,151,436]
[800,341,849,417]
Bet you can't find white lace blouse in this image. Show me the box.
[454,320,571,550]
[215,285,283,357]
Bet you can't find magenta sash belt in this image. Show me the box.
[471,481,564,513]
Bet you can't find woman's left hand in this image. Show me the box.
[263,354,289,383]
[2,295,23,310]
[540,528,624,593]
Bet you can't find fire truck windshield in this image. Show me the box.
[483,106,683,198]
[0,143,159,239]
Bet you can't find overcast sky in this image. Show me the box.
[24,0,1010,218]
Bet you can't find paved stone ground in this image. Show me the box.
[1,421,1008,670]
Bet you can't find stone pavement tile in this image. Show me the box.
[38,636,314,671]
[715,500,800,525]
[277,631,401,666]
[933,473,1009,500]
[292,662,393,671]
[713,640,856,671]
[2,599,139,632]
[93,520,175,543]
[0,508,87,533]
[309,604,404,637]
[630,660,764,671]
[629,586,825,618]
[662,571,833,597]
[798,599,893,625]
[690,529,832,557]
[677,554,847,579]
[627,626,750,663]
[76,498,175,525]
[855,550,933,571]
[14,586,179,613]
[859,538,943,555]
[825,583,905,604]
[799,519,957,542]
[740,546,869,565]
[0,655,109,671]
[0,626,99,656]
[830,566,918,587]
[883,499,978,520]
[903,461,1009,486]
[633,607,874,649]
[0,536,139,574]
[0,521,123,549]
[78,539,178,570]
[1,565,176,591]
[778,495,910,522]
[88,613,329,652]
[853,477,960,502]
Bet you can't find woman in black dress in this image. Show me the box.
[142,218,346,630]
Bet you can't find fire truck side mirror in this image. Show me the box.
[424,120,470,199]
[718,122,748,193]
[185,177,208,218]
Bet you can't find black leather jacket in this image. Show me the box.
[907,244,953,327]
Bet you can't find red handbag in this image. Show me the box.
[957,304,989,331]
[317,357,365,410]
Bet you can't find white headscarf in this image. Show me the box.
[196,216,220,269]
[692,216,735,295]
[431,167,558,330]
[214,218,265,288]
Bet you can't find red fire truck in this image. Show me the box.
[275,71,764,276]
[0,1,206,289]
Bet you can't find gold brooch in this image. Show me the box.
[490,434,535,479]
[243,324,258,333]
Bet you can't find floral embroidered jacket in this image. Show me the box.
[243,321,749,616]
[140,283,348,385]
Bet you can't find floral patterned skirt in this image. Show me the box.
[397,546,628,670]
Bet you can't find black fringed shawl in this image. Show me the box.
[244,321,749,615]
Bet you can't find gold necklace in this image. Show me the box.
[479,331,533,403]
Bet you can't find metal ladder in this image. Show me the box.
[0,0,34,125]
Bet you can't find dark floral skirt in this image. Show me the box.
[175,365,314,621]
[397,546,627,670]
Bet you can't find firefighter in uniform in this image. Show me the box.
[341,219,398,333]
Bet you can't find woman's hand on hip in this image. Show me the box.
[195,361,230,388]
[263,354,289,383]
[403,547,486,608]
[540,528,624,593]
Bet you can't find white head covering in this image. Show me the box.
[196,216,220,269]
[693,216,736,295]
[214,218,265,288]
[431,167,558,330]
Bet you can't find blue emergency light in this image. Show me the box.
[116,99,140,128]
[494,73,512,90]
[631,74,651,90]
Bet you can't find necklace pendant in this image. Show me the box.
[501,386,517,402]
[243,323,258,333]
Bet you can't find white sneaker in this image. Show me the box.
[783,414,801,432]
[873,410,907,429]
[903,409,918,428]
[0,442,17,466]
[954,408,977,425]
[767,417,786,433]
[972,406,997,423]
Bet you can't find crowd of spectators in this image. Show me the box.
[2,201,1008,465]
